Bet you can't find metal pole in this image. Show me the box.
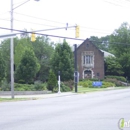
[10,0,40,99]
[58,71,61,94]
[74,44,78,93]
[10,0,14,98]
[13,0,30,10]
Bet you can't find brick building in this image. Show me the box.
[76,39,105,80]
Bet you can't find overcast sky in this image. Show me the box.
[0,0,130,45]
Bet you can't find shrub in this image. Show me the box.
[63,80,74,90]
[0,79,10,91]
[34,81,47,90]
[104,78,124,86]
[14,83,35,91]
[14,82,47,91]
[17,80,26,84]
[105,76,126,82]
[78,80,115,88]
[47,70,57,91]
[78,80,93,88]
[53,82,71,92]
[102,81,115,88]
[60,82,71,92]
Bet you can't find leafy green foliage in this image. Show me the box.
[47,70,57,91]
[0,79,10,91]
[32,36,54,81]
[53,82,71,92]
[34,81,47,90]
[0,38,18,82]
[104,75,127,86]
[102,81,115,88]
[105,75,126,82]
[105,56,124,76]
[51,40,74,81]
[110,22,130,79]
[0,36,54,84]
[14,82,47,91]
[60,82,71,92]
[63,80,74,90]
[104,78,124,86]
[15,49,40,84]
[14,37,33,68]
[0,51,6,83]
[78,80,93,87]
[15,83,35,91]
[89,35,110,51]
[78,80,115,88]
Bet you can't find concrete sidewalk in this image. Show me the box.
[0,92,77,99]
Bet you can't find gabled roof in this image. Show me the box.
[71,38,115,58]
[100,50,115,57]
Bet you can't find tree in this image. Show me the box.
[0,51,6,83]
[105,56,124,76]
[51,40,74,81]
[110,22,130,79]
[89,35,110,51]
[14,37,33,68]
[110,22,130,56]
[0,38,19,82]
[15,49,40,84]
[47,70,57,91]
[31,36,54,81]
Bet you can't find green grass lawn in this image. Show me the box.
[75,86,128,93]
[77,87,107,93]
[0,98,37,102]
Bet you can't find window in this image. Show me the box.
[86,44,89,48]
[97,73,100,77]
[83,55,93,64]
[82,51,94,67]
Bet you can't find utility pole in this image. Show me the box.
[74,44,78,93]
[10,0,14,99]
[10,0,40,99]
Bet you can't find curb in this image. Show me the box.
[0,92,78,99]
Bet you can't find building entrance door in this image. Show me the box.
[84,70,92,79]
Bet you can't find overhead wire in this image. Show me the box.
[0,16,113,35]
[0,11,10,16]
[14,12,66,25]
[70,28,112,35]
[1,26,130,46]
[104,0,130,7]
[14,12,113,33]
[13,18,58,27]
[1,2,129,37]
[0,18,10,21]
[0,26,85,41]
[13,16,113,35]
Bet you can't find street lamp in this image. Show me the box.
[10,0,40,98]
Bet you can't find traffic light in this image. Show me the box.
[75,25,79,38]
[31,32,36,42]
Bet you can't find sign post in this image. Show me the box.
[58,71,61,94]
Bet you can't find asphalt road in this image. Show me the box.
[0,88,130,130]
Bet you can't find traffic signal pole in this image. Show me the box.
[74,44,78,93]
[10,0,14,99]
